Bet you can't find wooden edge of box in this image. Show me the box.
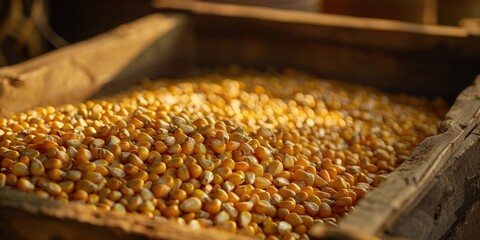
[338,75,480,236]
[0,188,250,240]
[0,188,378,240]
[0,14,181,116]
[152,0,474,38]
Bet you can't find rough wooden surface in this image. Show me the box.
[449,200,480,239]
[0,188,249,240]
[0,14,181,116]
[386,124,480,239]
[154,0,467,36]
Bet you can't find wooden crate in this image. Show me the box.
[0,1,480,239]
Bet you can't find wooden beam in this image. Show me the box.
[153,0,467,37]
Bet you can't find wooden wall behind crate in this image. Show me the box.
[322,0,437,24]
[199,0,321,12]
[48,0,156,43]
[438,0,480,25]
[47,0,322,44]
[5,0,476,68]
[47,0,479,44]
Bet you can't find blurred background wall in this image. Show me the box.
[1,0,479,67]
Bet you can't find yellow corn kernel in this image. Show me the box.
[180,197,202,213]
[11,162,29,176]
[16,178,35,192]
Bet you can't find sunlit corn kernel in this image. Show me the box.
[266,161,284,177]
[167,157,183,168]
[336,197,353,207]
[77,162,96,172]
[292,169,314,186]
[127,195,143,211]
[220,202,237,218]
[0,173,6,187]
[127,178,144,192]
[180,197,202,213]
[332,189,350,200]
[273,177,290,188]
[278,188,296,199]
[278,221,293,235]
[214,167,232,180]
[282,155,295,169]
[76,149,92,162]
[263,220,279,235]
[204,198,222,215]
[45,182,62,195]
[199,170,214,185]
[65,170,82,182]
[211,139,226,153]
[254,177,271,189]
[285,212,303,227]
[245,171,256,185]
[235,201,253,212]
[304,201,320,216]
[214,210,230,224]
[11,162,29,176]
[319,202,332,218]
[1,158,14,169]
[198,159,214,171]
[82,171,103,184]
[217,220,237,234]
[170,189,187,201]
[47,169,64,181]
[186,164,202,179]
[16,178,35,192]
[76,179,97,193]
[228,172,245,186]
[254,200,275,215]
[3,150,20,160]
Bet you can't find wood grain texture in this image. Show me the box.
[0,14,181,116]
[200,0,321,12]
[154,0,468,37]
[0,189,248,240]
[448,201,480,239]
[386,125,480,239]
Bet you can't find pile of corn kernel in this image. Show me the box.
[0,68,447,239]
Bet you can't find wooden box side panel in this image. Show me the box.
[0,14,194,116]
[0,188,250,240]
[386,125,480,239]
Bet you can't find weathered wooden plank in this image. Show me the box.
[0,188,250,240]
[0,14,183,116]
[387,124,480,239]
[153,0,468,37]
